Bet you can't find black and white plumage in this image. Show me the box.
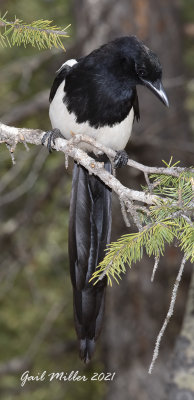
[48,35,168,362]
[49,58,137,153]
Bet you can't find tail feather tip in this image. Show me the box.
[80,338,95,363]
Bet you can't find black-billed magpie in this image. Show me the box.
[45,35,169,363]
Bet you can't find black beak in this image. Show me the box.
[141,78,169,107]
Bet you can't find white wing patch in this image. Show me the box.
[56,59,77,73]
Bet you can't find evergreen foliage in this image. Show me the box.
[91,163,194,286]
[0,12,70,49]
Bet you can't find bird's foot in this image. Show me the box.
[114,150,129,168]
[41,128,64,153]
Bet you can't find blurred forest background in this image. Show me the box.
[0,0,194,399]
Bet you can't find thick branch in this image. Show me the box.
[0,122,193,207]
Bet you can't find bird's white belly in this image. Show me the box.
[49,81,134,151]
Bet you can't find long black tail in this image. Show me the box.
[68,154,112,363]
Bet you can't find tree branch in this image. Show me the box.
[0,19,68,37]
[0,122,193,209]
[149,255,187,374]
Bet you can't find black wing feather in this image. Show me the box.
[49,64,71,103]
[133,88,140,121]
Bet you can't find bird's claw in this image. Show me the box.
[114,150,129,168]
[41,128,64,153]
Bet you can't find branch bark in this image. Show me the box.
[0,122,193,208]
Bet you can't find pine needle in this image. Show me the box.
[0,13,70,50]
[91,169,193,286]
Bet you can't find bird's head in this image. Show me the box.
[113,36,169,107]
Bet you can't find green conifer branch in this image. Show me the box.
[0,12,70,49]
[91,170,194,286]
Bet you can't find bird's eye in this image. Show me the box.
[137,68,146,77]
